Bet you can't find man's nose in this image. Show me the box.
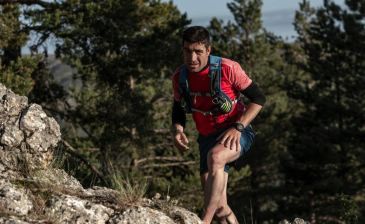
[190,52,197,62]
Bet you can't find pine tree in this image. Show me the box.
[0,4,36,95]
[282,0,365,222]
[1,2,68,122]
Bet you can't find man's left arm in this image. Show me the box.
[237,82,266,127]
[225,62,266,126]
[218,82,266,150]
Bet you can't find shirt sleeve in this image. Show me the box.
[227,61,252,91]
[171,70,182,101]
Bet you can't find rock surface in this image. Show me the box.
[0,83,202,224]
[279,218,308,224]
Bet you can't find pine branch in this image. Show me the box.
[133,156,197,168]
[61,139,107,184]
[133,156,186,166]
[139,161,197,169]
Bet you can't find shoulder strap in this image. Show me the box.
[178,65,192,113]
[178,56,223,114]
[209,55,222,96]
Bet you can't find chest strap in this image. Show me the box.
[191,99,238,116]
[189,92,211,97]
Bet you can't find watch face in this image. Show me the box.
[235,123,245,131]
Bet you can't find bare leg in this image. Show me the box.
[214,177,239,224]
[201,172,239,224]
[201,144,241,224]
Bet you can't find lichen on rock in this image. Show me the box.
[0,83,203,224]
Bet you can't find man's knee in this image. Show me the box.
[208,150,226,171]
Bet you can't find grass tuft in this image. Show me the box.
[109,170,148,205]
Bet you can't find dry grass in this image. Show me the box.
[110,171,148,205]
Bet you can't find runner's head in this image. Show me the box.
[182,26,211,72]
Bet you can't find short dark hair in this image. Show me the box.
[182,26,211,48]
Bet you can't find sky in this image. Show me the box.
[169,0,345,40]
[23,0,345,54]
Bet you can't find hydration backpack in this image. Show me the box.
[178,55,235,115]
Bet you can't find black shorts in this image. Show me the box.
[197,125,255,174]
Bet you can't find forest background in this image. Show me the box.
[0,0,364,223]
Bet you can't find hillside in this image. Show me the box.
[0,82,202,224]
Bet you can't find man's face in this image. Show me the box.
[183,41,211,73]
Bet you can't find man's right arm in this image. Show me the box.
[171,70,190,151]
[172,100,186,130]
[171,100,189,151]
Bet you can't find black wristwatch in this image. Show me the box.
[232,122,245,132]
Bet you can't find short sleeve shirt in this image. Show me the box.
[172,57,252,136]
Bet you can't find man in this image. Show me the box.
[171,26,265,224]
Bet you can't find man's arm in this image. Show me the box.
[218,82,265,150]
[171,100,189,151]
[237,82,266,127]
[236,103,263,127]
[172,100,186,130]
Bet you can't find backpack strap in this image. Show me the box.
[178,55,232,115]
[209,55,235,114]
[209,55,222,97]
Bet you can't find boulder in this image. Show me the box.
[0,83,202,224]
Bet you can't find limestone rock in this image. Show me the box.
[0,217,29,224]
[0,148,23,179]
[31,168,85,193]
[0,84,28,124]
[279,218,308,224]
[109,206,176,224]
[20,104,61,153]
[0,82,203,223]
[1,125,24,147]
[293,218,307,224]
[0,84,61,174]
[45,194,114,224]
[0,179,33,216]
[168,206,203,224]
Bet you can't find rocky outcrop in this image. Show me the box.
[0,83,202,224]
[279,218,307,224]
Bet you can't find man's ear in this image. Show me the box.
[207,46,211,54]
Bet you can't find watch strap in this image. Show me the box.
[232,122,245,132]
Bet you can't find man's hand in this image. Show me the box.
[173,131,190,152]
[217,128,241,151]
